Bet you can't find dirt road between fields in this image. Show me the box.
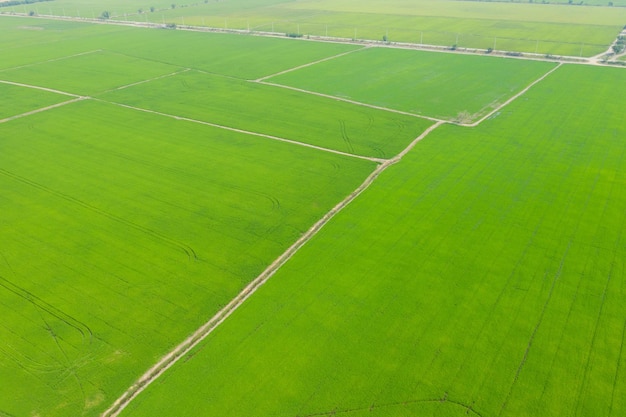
[100,120,444,417]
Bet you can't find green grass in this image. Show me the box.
[0,16,362,81]
[268,47,557,121]
[98,70,432,158]
[0,82,69,119]
[116,64,626,417]
[0,17,134,69]
[0,50,182,95]
[100,28,362,80]
[5,0,622,55]
[0,98,375,417]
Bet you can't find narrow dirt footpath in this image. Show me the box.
[96,99,386,163]
[462,63,563,127]
[100,120,445,417]
[0,97,86,124]
[255,47,368,82]
[257,80,444,123]
[0,79,80,97]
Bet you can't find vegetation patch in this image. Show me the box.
[115,64,626,417]
[0,98,375,417]
[98,70,432,158]
[267,47,557,121]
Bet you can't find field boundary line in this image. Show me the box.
[101,120,444,417]
[0,97,86,124]
[0,49,102,72]
[255,46,367,82]
[101,68,191,93]
[461,63,563,127]
[0,79,81,97]
[256,81,443,123]
[95,99,386,163]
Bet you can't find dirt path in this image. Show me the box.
[0,79,80,97]
[257,80,444,123]
[0,97,85,124]
[255,47,368,82]
[96,99,386,163]
[102,68,191,92]
[461,63,563,127]
[100,120,445,417]
[0,49,102,72]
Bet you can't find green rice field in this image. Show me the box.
[267,47,556,121]
[1,5,625,417]
[0,82,69,119]
[98,69,432,158]
[4,0,623,56]
[116,63,626,417]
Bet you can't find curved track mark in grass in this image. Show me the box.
[573,164,626,416]
[338,120,355,154]
[100,121,444,417]
[0,169,198,261]
[94,98,386,163]
[301,394,484,417]
[80,144,282,212]
[609,318,626,417]
[0,275,93,343]
[499,147,607,415]
[498,239,573,417]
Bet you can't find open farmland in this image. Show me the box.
[266,47,557,122]
[0,97,376,417]
[6,0,624,56]
[0,82,69,119]
[115,64,626,417]
[98,70,432,158]
[1,4,625,417]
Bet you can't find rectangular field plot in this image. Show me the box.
[0,49,183,96]
[103,28,363,80]
[0,99,375,417]
[98,70,432,158]
[0,82,70,119]
[266,47,557,121]
[0,16,133,70]
[117,65,626,417]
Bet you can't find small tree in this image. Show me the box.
[100,10,110,19]
[150,6,155,12]
[171,3,176,8]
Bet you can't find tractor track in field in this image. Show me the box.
[100,120,445,417]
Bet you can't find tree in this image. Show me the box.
[150,6,155,12]
[100,10,110,19]
[171,3,176,8]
